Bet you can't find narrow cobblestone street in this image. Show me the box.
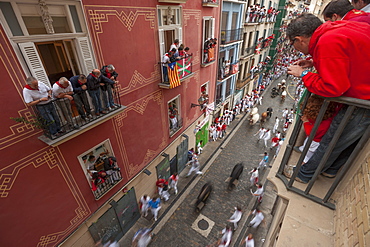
[121,77,297,247]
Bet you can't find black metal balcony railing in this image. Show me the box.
[30,88,122,140]
[202,0,219,6]
[220,28,243,44]
[218,61,239,80]
[245,12,278,23]
[170,117,183,136]
[276,92,370,209]
[244,46,255,56]
[92,170,123,200]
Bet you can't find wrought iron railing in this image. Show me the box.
[244,46,255,56]
[218,61,239,80]
[29,89,122,140]
[276,92,370,209]
[220,28,243,44]
[170,117,183,136]
[202,0,219,4]
[92,170,123,200]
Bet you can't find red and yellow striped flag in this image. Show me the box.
[168,62,181,89]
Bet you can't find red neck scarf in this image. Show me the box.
[90,73,98,78]
[78,80,84,86]
[56,81,68,89]
[105,68,112,79]
[24,84,38,90]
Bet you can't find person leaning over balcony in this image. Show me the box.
[86,69,115,116]
[22,76,62,137]
[100,64,118,110]
[70,74,92,121]
[52,77,77,130]
[286,13,370,183]
[352,0,370,12]
[103,156,120,184]
[323,0,370,24]
[161,51,172,82]
[169,38,179,52]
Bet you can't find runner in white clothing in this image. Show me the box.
[227,206,243,229]
[248,208,265,228]
[241,233,255,247]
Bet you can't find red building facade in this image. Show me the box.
[0,0,220,246]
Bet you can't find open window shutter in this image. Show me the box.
[202,18,206,41]
[176,27,182,45]
[18,42,50,87]
[210,18,215,39]
[159,29,165,56]
[75,37,95,75]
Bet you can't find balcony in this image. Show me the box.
[158,0,187,3]
[240,46,254,58]
[18,90,126,146]
[170,117,183,136]
[220,28,243,45]
[245,12,278,24]
[275,92,370,209]
[92,170,123,200]
[159,55,193,89]
[218,61,239,81]
[202,0,219,7]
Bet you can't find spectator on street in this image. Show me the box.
[148,197,161,221]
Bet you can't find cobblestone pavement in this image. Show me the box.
[120,76,297,247]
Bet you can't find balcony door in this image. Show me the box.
[35,40,80,85]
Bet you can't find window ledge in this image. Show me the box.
[158,0,187,3]
[38,106,126,147]
[202,3,219,7]
[201,60,216,67]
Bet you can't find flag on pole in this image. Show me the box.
[168,62,181,88]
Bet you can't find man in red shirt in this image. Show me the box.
[286,13,370,183]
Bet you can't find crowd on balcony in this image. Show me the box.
[246,4,280,23]
[218,59,239,80]
[268,0,370,185]
[161,39,192,85]
[22,64,121,139]
[203,38,217,64]
[249,56,271,80]
[254,34,275,54]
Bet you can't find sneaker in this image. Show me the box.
[321,172,336,178]
[107,107,112,111]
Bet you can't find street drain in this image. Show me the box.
[191,214,215,238]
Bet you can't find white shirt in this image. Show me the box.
[52,81,73,98]
[23,82,51,105]
[170,43,179,51]
[362,4,370,13]
[162,54,170,65]
[229,209,242,223]
[245,237,255,247]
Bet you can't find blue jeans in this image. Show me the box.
[101,86,114,109]
[88,89,102,113]
[37,103,61,135]
[73,92,91,117]
[162,66,168,82]
[297,107,370,182]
